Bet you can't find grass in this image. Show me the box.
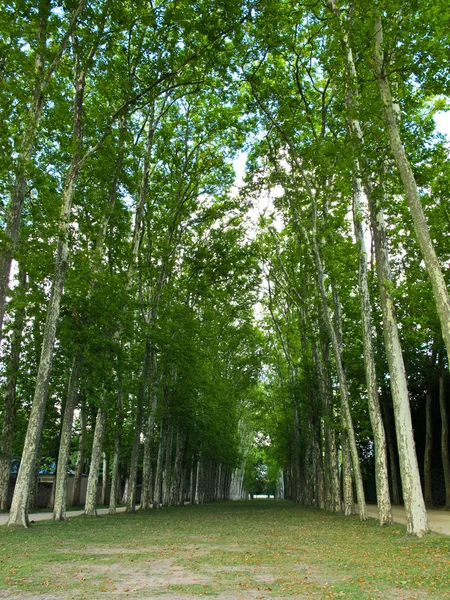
[0,500,449,599]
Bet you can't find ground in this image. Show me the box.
[0,501,449,599]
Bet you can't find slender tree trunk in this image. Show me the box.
[369,196,428,536]
[313,338,340,512]
[438,350,450,509]
[140,352,159,510]
[380,386,402,505]
[101,453,109,506]
[424,351,437,507]
[153,418,166,508]
[126,342,151,512]
[311,231,367,519]
[314,421,325,509]
[352,175,392,525]
[109,385,124,514]
[189,457,197,503]
[171,423,184,506]
[341,429,354,515]
[0,271,27,511]
[53,354,81,521]
[374,16,450,361]
[8,44,89,527]
[84,408,106,516]
[71,394,86,506]
[162,424,174,506]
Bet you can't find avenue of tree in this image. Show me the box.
[0,0,449,538]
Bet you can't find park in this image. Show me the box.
[1,0,450,597]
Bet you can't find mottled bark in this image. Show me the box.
[101,453,109,506]
[126,342,151,512]
[153,418,166,507]
[71,394,86,506]
[352,176,392,525]
[140,353,159,510]
[311,231,367,519]
[109,385,124,514]
[374,16,450,362]
[313,338,340,512]
[438,350,450,509]
[53,354,80,521]
[84,408,106,516]
[170,423,184,506]
[369,197,428,536]
[8,36,92,527]
[162,423,174,506]
[424,351,437,507]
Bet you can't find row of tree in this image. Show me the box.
[0,0,449,537]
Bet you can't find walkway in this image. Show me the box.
[0,504,449,535]
[0,506,127,525]
[365,504,450,535]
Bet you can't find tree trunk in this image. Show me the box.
[109,385,124,514]
[352,175,392,525]
[311,231,367,519]
[71,393,86,506]
[162,423,174,506]
[101,453,109,506]
[171,423,185,506]
[424,351,437,507]
[84,408,106,516]
[341,429,354,515]
[8,44,89,527]
[438,350,450,509]
[153,418,166,508]
[126,342,151,512]
[369,196,428,536]
[140,352,159,510]
[374,16,450,362]
[0,270,27,511]
[53,354,80,521]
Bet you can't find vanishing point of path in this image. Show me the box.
[0,500,449,600]
[1,502,449,535]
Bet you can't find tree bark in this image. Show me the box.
[126,341,151,512]
[341,431,354,515]
[424,351,437,507]
[71,394,86,506]
[53,354,81,520]
[369,196,428,536]
[8,37,90,527]
[374,15,450,361]
[310,227,367,519]
[438,350,450,509]
[153,418,166,508]
[352,175,392,525]
[162,423,174,506]
[84,408,106,516]
[109,384,124,514]
[101,453,110,506]
[140,351,159,510]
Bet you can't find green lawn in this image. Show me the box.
[0,500,449,599]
